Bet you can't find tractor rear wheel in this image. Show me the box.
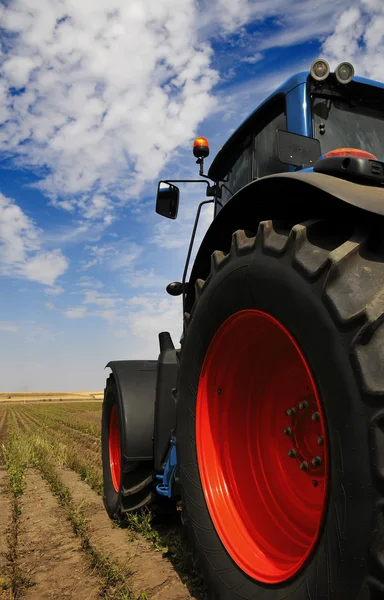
[177,220,384,599]
[101,374,154,523]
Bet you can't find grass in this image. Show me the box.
[1,415,33,598]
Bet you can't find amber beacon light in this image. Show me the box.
[193,137,210,159]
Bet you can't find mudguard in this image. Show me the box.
[186,171,384,312]
[106,360,157,461]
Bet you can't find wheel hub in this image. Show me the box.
[285,396,325,482]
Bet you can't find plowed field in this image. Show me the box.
[0,402,205,600]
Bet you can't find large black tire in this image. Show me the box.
[177,219,384,599]
[102,374,154,523]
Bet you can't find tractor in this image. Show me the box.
[101,59,384,599]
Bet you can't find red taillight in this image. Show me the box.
[324,148,378,160]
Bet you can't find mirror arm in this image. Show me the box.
[181,199,214,327]
[162,179,216,197]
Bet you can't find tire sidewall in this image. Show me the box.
[102,378,123,518]
[177,247,376,599]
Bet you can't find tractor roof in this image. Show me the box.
[208,70,384,181]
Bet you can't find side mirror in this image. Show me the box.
[155,182,180,219]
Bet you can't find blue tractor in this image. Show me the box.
[101,60,384,599]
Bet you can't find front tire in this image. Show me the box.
[177,220,384,599]
[102,375,154,523]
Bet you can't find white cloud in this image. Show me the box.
[0,0,358,229]
[240,53,263,64]
[321,1,384,81]
[44,302,55,311]
[64,306,88,319]
[121,293,182,353]
[76,276,104,289]
[83,289,121,309]
[81,240,143,271]
[44,285,65,296]
[0,322,19,332]
[0,0,219,218]
[0,192,69,286]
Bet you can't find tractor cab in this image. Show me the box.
[156,59,384,221]
[208,59,384,209]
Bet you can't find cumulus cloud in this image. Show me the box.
[321,0,384,80]
[0,0,219,218]
[0,192,68,286]
[0,0,362,229]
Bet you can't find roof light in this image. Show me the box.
[310,59,330,82]
[193,136,210,159]
[335,62,355,84]
[323,148,378,160]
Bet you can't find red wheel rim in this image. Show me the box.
[196,310,328,584]
[109,404,121,492]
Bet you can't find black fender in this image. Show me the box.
[186,172,384,312]
[106,360,157,461]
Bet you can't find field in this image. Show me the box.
[0,401,205,600]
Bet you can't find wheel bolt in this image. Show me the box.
[299,401,308,410]
[283,427,292,436]
[286,408,296,416]
[288,449,297,458]
[317,436,324,445]
[312,412,320,421]
[312,456,322,467]
[300,461,309,470]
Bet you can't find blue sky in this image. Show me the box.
[0,0,383,391]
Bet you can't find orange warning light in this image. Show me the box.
[193,136,210,159]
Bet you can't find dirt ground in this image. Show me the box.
[18,470,101,600]
[0,466,10,599]
[0,401,201,600]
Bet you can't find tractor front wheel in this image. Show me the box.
[101,374,154,523]
[177,220,384,599]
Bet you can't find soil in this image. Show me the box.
[19,470,101,600]
[0,466,10,599]
[57,466,197,600]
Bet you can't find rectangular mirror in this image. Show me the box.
[155,182,180,219]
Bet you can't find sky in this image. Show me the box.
[0,0,383,391]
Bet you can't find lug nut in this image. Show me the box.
[312,456,322,467]
[300,461,309,471]
[312,412,320,421]
[317,436,324,446]
[299,401,308,410]
[288,449,297,458]
[286,408,296,416]
[283,427,292,436]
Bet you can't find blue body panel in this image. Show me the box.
[208,71,384,179]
